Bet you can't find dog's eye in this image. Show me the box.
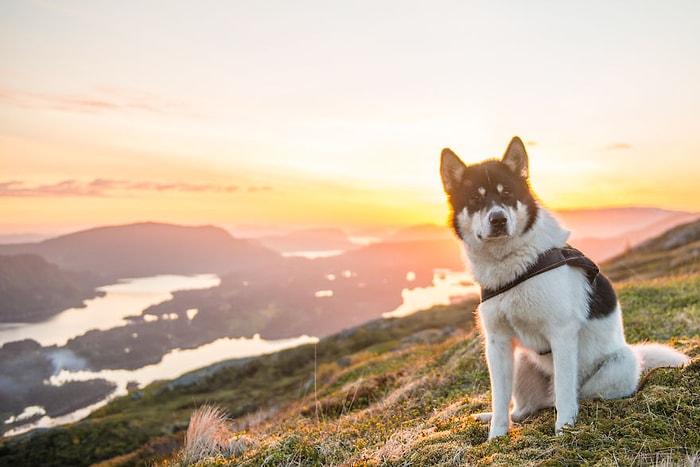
[470,192,482,202]
[501,187,513,198]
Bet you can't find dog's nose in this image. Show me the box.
[489,211,507,229]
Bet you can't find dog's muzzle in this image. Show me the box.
[486,209,509,237]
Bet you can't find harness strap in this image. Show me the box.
[480,245,599,302]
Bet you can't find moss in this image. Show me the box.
[5,275,700,466]
[618,275,700,342]
[218,276,699,467]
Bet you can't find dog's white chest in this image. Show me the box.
[508,316,551,353]
[480,295,554,354]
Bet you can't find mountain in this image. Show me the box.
[601,219,700,282]
[0,254,103,322]
[0,207,693,280]
[554,207,695,239]
[0,222,280,282]
[568,210,700,262]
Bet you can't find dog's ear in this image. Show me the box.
[502,136,529,179]
[440,148,467,195]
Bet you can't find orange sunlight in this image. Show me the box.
[2,2,700,236]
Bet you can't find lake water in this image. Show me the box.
[1,274,318,436]
[7,334,318,436]
[281,249,344,259]
[3,267,475,436]
[0,274,222,347]
[384,268,480,318]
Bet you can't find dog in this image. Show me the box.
[439,136,690,440]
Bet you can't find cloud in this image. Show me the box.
[0,86,199,117]
[0,180,104,197]
[0,179,271,197]
[603,143,632,150]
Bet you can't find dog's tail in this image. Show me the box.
[632,343,690,373]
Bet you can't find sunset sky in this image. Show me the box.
[2,1,699,237]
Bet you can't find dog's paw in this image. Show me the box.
[473,412,492,423]
[488,423,509,440]
[474,412,512,439]
[555,416,576,435]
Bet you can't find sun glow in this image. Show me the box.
[2,1,700,237]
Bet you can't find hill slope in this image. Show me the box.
[0,277,697,466]
[0,254,103,322]
[602,219,700,282]
[175,278,700,467]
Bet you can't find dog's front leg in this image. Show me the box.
[551,332,579,434]
[485,334,514,439]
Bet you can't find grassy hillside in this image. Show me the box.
[163,275,699,466]
[0,254,103,322]
[3,276,691,466]
[0,303,475,466]
[602,219,700,282]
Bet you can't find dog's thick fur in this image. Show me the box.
[440,137,690,440]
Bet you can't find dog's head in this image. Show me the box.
[440,136,538,245]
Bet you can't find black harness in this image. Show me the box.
[480,245,600,302]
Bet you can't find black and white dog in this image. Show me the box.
[440,136,690,439]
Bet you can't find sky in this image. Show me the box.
[1,1,700,237]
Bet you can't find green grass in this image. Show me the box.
[617,274,700,343]
[0,303,475,466]
[1,276,698,466]
[164,274,700,467]
[601,219,700,282]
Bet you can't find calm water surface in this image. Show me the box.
[6,334,318,436]
[2,274,318,436]
[0,274,222,347]
[384,269,479,318]
[4,268,473,435]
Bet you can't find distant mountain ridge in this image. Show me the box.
[564,209,699,262]
[554,207,695,239]
[0,222,279,282]
[0,207,695,283]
